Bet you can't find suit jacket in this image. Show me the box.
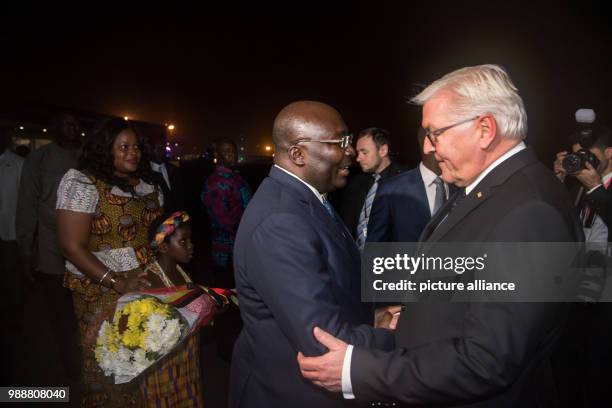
[230,166,394,408]
[350,148,584,407]
[151,161,185,213]
[332,162,404,238]
[366,166,431,243]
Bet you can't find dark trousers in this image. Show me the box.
[211,264,241,361]
[0,240,23,384]
[0,240,21,328]
[36,273,81,382]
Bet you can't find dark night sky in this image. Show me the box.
[2,3,612,166]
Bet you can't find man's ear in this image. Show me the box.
[378,144,389,158]
[605,146,612,161]
[158,242,168,254]
[287,145,306,166]
[478,114,497,149]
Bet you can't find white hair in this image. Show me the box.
[411,64,528,140]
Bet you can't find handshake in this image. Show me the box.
[374,304,404,330]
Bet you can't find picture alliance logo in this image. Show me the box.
[371,253,488,275]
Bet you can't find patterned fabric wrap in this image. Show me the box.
[201,166,251,267]
[140,333,202,408]
[150,211,190,250]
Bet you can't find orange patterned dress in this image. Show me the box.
[58,169,203,407]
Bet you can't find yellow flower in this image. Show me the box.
[122,328,143,348]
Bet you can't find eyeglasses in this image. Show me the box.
[423,116,480,145]
[291,133,354,150]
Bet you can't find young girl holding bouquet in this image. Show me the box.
[139,211,204,407]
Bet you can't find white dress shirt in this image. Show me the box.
[419,162,449,216]
[465,141,526,195]
[274,164,325,204]
[150,161,171,190]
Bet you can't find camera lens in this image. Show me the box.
[561,153,582,174]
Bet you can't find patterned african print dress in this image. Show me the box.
[57,169,203,408]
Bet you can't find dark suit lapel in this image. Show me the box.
[421,147,538,247]
[269,166,358,251]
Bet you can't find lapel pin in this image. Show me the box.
[476,191,483,198]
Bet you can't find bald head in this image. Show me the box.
[272,101,346,151]
[271,100,354,193]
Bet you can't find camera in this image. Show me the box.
[561,108,601,173]
[561,149,600,174]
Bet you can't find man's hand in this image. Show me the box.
[575,162,603,190]
[553,151,568,182]
[375,305,403,330]
[297,327,347,392]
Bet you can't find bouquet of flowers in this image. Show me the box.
[95,296,186,382]
[92,285,233,384]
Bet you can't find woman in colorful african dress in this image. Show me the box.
[56,118,203,407]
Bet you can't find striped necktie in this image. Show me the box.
[432,176,447,215]
[356,173,381,251]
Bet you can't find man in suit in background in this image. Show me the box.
[332,128,403,248]
[366,128,449,243]
[149,134,185,213]
[230,101,395,408]
[298,65,583,407]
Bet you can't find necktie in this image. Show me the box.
[420,187,466,242]
[432,177,447,215]
[323,197,351,239]
[322,197,335,218]
[356,173,381,251]
[448,187,466,213]
[434,188,465,230]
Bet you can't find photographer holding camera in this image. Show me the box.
[553,109,612,242]
[553,109,612,407]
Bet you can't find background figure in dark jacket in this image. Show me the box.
[331,127,403,246]
[15,113,82,385]
[366,127,452,244]
[149,133,186,214]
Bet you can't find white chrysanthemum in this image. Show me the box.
[144,314,167,353]
[132,349,150,374]
[144,314,182,354]
[158,318,182,353]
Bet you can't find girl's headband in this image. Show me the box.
[150,211,190,250]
